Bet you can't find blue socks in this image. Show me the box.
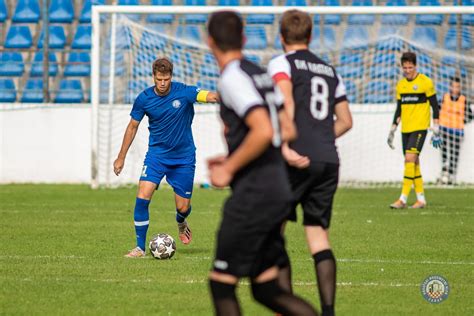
[134,197,150,251]
[176,206,192,223]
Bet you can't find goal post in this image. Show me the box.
[90,5,474,188]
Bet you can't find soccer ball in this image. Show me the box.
[149,233,176,259]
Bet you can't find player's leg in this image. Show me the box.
[440,127,450,182]
[166,162,195,245]
[391,132,416,209]
[125,180,158,257]
[411,131,427,208]
[450,134,462,183]
[209,271,241,316]
[277,221,293,294]
[301,163,338,316]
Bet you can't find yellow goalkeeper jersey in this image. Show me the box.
[396,73,436,133]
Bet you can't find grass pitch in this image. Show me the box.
[0,184,472,315]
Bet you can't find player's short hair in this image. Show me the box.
[280,9,312,45]
[152,58,173,76]
[450,76,461,83]
[207,11,243,52]
[401,52,417,65]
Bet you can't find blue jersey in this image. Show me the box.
[130,82,200,161]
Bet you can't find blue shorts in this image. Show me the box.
[139,154,196,199]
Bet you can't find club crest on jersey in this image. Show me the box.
[172,100,181,108]
[413,85,418,91]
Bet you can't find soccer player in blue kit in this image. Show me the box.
[113,57,218,258]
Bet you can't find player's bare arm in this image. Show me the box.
[334,100,353,138]
[279,108,297,143]
[113,118,140,176]
[276,79,295,121]
[209,107,273,188]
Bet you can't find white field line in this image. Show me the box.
[1,255,473,266]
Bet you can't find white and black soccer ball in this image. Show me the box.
[149,233,176,259]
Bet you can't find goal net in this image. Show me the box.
[91,5,474,188]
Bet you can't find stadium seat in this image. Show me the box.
[176,25,201,42]
[342,26,369,50]
[31,51,58,77]
[417,53,433,78]
[118,0,141,21]
[12,0,40,23]
[381,0,409,25]
[376,26,404,51]
[55,80,83,103]
[49,0,74,23]
[0,52,24,76]
[285,0,306,5]
[314,0,341,25]
[244,26,267,49]
[79,0,105,23]
[139,28,166,51]
[38,26,66,49]
[218,0,239,4]
[370,53,398,79]
[64,52,91,77]
[411,27,437,49]
[416,0,443,25]
[343,79,357,104]
[124,80,148,103]
[336,53,364,79]
[0,79,16,102]
[310,26,336,51]
[71,25,92,49]
[0,0,6,22]
[146,0,174,24]
[200,53,219,78]
[184,0,207,24]
[364,80,392,103]
[197,79,216,92]
[449,13,474,26]
[348,0,375,25]
[21,79,43,102]
[444,27,473,50]
[247,0,274,25]
[5,25,33,48]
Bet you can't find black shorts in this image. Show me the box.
[402,130,427,155]
[212,194,290,278]
[287,163,339,228]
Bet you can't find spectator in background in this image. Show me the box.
[438,77,473,185]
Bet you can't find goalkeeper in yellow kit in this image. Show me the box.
[387,52,441,209]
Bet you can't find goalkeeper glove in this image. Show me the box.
[431,124,443,149]
[387,125,397,150]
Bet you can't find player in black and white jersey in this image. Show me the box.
[206,10,318,316]
[268,10,353,316]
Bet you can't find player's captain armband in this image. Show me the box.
[272,72,291,83]
[196,90,210,103]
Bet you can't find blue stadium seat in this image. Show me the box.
[79,0,105,23]
[449,13,474,26]
[381,0,409,25]
[184,0,207,24]
[49,0,74,23]
[218,0,239,4]
[55,80,83,103]
[376,26,404,51]
[310,26,336,51]
[71,25,92,49]
[416,0,443,25]
[118,0,141,21]
[285,0,306,5]
[342,26,369,50]
[343,79,357,103]
[0,79,16,102]
[21,79,43,102]
[38,26,66,49]
[12,0,40,23]
[0,52,24,76]
[247,0,274,25]
[314,0,341,25]
[444,27,472,50]
[411,27,437,49]
[364,81,392,103]
[125,80,148,103]
[5,25,33,48]
[0,0,6,22]
[370,53,398,79]
[31,51,58,77]
[244,26,267,49]
[64,52,91,77]
[348,0,375,25]
[176,25,201,42]
[336,53,363,79]
[146,0,174,24]
[197,79,216,92]
[200,53,219,78]
[139,28,166,50]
